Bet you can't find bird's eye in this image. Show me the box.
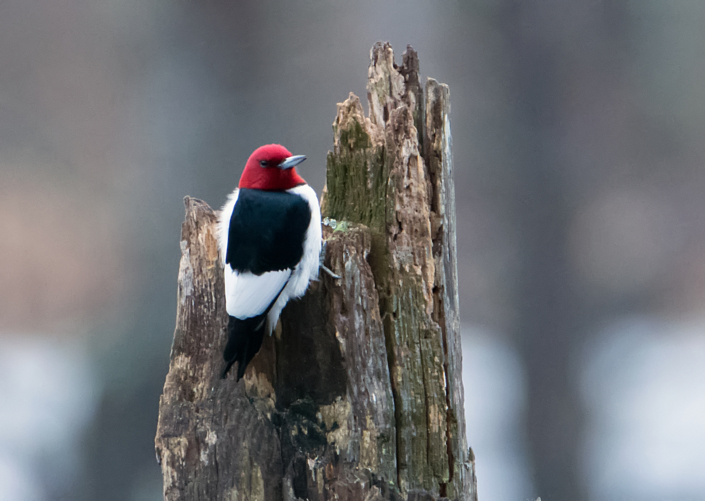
[259,160,268,167]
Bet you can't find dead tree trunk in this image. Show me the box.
[155,42,477,501]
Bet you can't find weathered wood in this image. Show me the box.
[323,42,475,500]
[425,78,477,501]
[155,42,475,501]
[155,197,283,501]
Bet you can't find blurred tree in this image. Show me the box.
[497,2,629,499]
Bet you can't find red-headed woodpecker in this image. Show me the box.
[217,144,322,380]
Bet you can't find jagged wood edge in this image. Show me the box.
[322,42,475,500]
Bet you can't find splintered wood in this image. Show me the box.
[155,42,476,501]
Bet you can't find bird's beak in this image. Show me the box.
[278,155,306,170]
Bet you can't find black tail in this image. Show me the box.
[222,314,267,380]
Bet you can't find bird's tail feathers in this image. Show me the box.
[222,276,290,380]
[222,314,266,380]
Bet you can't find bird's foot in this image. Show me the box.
[320,263,341,279]
[318,241,342,279]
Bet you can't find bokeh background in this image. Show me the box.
[2,1,704,500]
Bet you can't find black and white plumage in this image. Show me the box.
[217,144,321,380]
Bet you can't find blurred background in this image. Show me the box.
[1,1,704,500]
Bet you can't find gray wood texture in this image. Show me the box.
[155,42,476,501]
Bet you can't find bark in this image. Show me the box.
[155,42,476,501]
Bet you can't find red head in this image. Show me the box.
[238,144,307,191]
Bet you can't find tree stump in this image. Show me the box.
[155,42,477,501]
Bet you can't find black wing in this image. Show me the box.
[225,188,311,275]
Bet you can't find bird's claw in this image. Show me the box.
[320,264,342,279]
[318,241,341,279]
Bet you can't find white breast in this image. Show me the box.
[265,184,322,333]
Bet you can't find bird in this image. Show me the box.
[217,144,322,380]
